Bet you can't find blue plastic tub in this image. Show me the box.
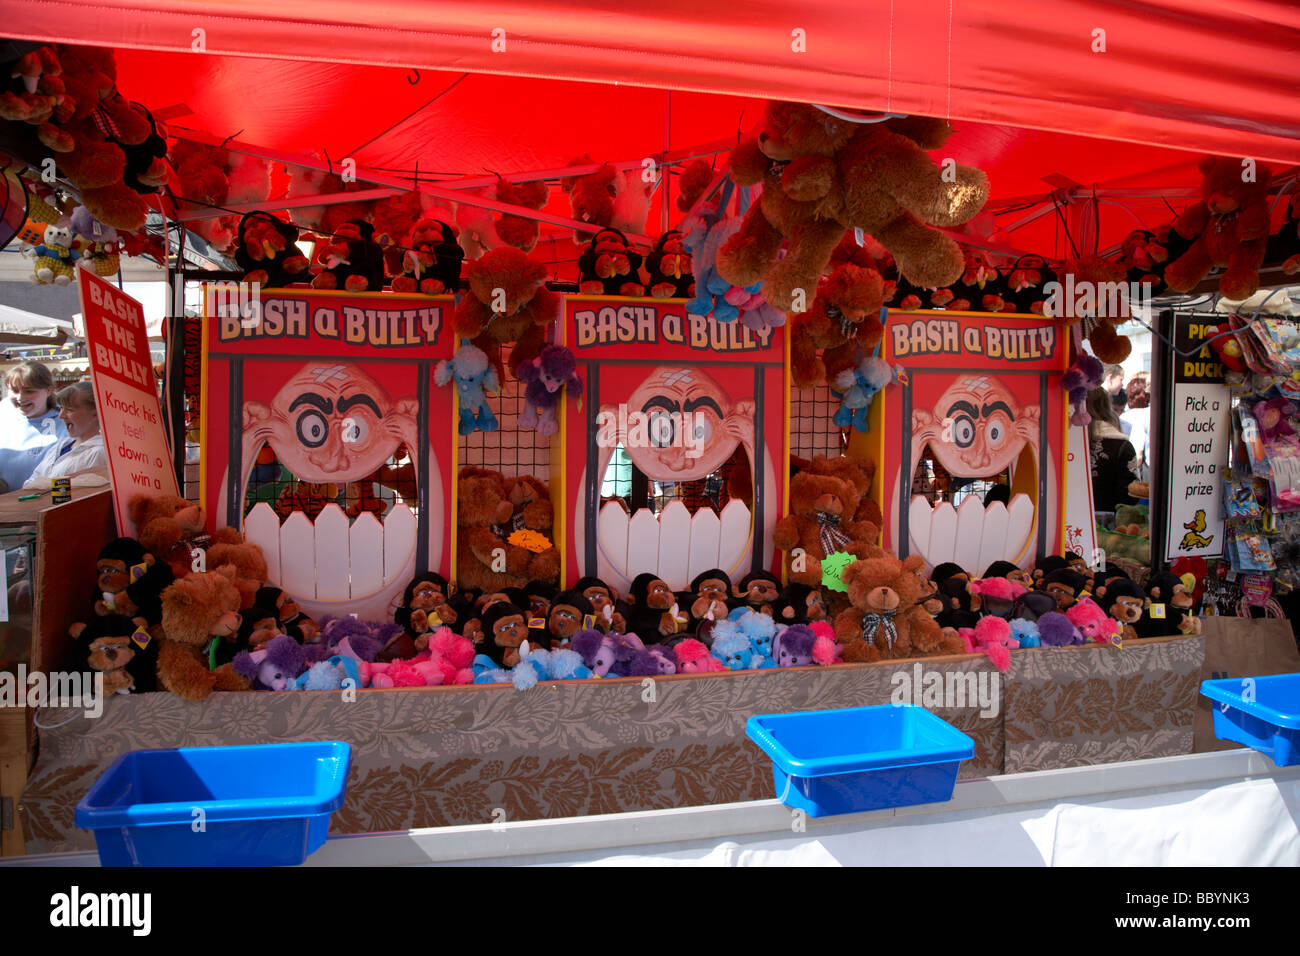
[1200,674,1300,767]
[745,705,974,817]
[74,741,351,867]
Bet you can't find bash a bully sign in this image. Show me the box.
[876,311,1068,573]
[562,297,785,592]
[79,269,180,533]
[202,287,454,621]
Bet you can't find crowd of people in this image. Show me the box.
[0,361,109,494]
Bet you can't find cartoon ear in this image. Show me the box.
[242,400,272,432]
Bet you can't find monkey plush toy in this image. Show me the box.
[93,538,163,616]
[572,576,630,633]
[1094,577,1150,642]
[686,569,734,629]
[1146,572,1202,635]
[733,571,782,617]
[546,589,594,647]
[627,572,689,644]
[71,613,159,695]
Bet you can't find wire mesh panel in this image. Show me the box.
[457,345,552,481]
[791,385,845,460]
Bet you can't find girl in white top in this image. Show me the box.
[0,361,68,491]
[24,381,109,488]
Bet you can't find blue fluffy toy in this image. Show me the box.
[831,355,898,432]
[436,343,499,435]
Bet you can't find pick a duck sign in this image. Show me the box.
[877,311,1068,574]
[201,287,455,620]
[562,297,785,592]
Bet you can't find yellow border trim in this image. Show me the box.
[199,285,211,511]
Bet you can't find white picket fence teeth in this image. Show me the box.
[243,501,417,600]
[596,498,753,593]
[907,492,1035,573]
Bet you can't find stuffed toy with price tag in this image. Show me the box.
[70,613,158,695]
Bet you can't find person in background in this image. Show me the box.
[1087,386,1138,513]
[1123,374,1151,481]
[1103,364,1125,399]
[0,362,68,492]
[24,381,108,488]
[1111,384,1131,436]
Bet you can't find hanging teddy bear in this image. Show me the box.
[28,218,79,285]
[515,345,582,436]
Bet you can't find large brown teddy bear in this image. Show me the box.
[128,493,244,580]
[454,246,561,377]
[834,554,965,662]
[502,474,560,583]
[207,541,269,610]
[455,469,547,592]
[1163,155,1272,301]
[772,472,880,587]
[717,101,989,312]
[157,566,251,700]
[790,259,885,387]
[806,454,883,530]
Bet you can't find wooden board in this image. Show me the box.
[244,503,281,586]
[657,501,692,591]
[718,499,751,580]
[34,489,116,675]
[278,511,317,598]
[313,504,351,601]
[382,505,416,586]
[625,509,660,584]
[348,511,384,599]
[0,707,34,856]
[926,501,958,570]
[951,496,985,576]
[1004,494,1036,565]
[686,507,721,586]
[908,495,933,563]
[975,501,1009,577]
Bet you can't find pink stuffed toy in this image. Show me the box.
[966,577,1027,618]
[412,627,476,685]
[961,615,1018,672]
[674,638,726,673]
[1065,597,1121,645]
[369,658,443,688]
[809,620,842,665]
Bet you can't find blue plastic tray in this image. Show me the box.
[1201,674,1300,767]
[745,705,974,817]
[75,741,351,867]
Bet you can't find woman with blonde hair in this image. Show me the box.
[24,381,108,488]
[0,361,67,492]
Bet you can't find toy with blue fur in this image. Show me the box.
[1008,618,1041,649]
[435,343,499,435]
[831,354,898,432]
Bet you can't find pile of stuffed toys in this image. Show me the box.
[69,482,1204,702]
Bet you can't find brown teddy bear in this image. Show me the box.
[157,566,251,700]
[772,471,881,587]
[502,474,560,583]
[1163,155,1272,301]
[455,469,544,593]
[834,553,966,662]
[1057,254,1133,364]
[207,541,269,610]
[563,155,619,234]
[454,246,561,377]
[128,493,245,579]
[717,101,989,312]
[790,259,885,388]
[806,454,883,530]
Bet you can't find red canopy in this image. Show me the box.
[4,1,1298,262]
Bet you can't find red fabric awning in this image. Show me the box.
[4,0,1299,165]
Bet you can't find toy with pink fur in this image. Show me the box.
[960,615,1018,672]
[809,620,842,665]
[674,638,726,673]
[1065,597,1121,645]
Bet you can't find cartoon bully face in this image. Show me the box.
[912,375,1040,479]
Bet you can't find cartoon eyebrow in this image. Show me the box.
[642,395,681,414]
[337,394,382,416]
[289,392,334,414]
[683,396,724,417]
[946,400,979,419]
[982,401,1015,420]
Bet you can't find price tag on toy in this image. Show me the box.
[131,625,152,649]
[822,551,855,593]
[508,529,553,553]
[1149,603,1166,620]
[527,618,546,629]
[583,614,595,630]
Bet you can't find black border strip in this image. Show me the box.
[585,362,600,575]
[417,360,431,573]
[899,381,912,559]
[226,358,243,529]
[1038,372,1048,564]
[751,364,765,573]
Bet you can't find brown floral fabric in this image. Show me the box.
[21,642,1197,855]
[1003,635,1204,773]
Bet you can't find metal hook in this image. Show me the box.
[407,69,420,85]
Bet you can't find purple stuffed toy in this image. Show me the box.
[305,615,386,664]
[1037,611,1085,647]
[572,628,644,677]
[628,645,678,676]
[516,344,582,436]
[1062,354,1104,426]
[233,633,308,690]
[772,623,818,666]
